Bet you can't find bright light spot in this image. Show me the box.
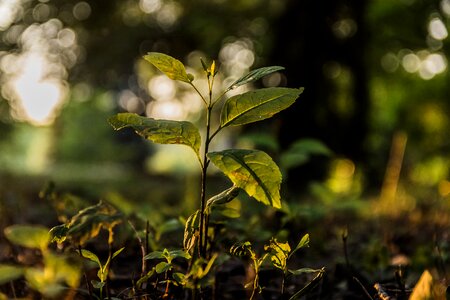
[0,0,22,30]
[327,158,356,194]
[219,38,256,83]
[426,53,447,74]
[262,72,284,87]
[428,17,448,40]
[402,53,420,73]
[146,145,198,174]
[139,0,162,13]
[118,90,145,114]
[7,53,67,125]
[418,53,447,79]
[156,1,182,29]
[73,2,91,21]
[0,19,79,125]
[332,18,357,39]
[57,28,76,48]
[146,100,186,120]
[441,0,450,17]
[148,75,176,100]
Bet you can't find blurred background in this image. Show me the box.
[0,0,449,225]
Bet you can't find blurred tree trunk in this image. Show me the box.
[270,0,369,190]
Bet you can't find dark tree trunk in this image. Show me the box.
[269,0,369,191]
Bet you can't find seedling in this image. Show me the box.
[108,52,304,259]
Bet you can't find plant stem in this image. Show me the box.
[199,104,213,258]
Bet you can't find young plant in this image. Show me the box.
[231,234,324,299]
[230,241,268,300]
[80,247,125,300]
[108,52,304,259]
[141,248,191,298]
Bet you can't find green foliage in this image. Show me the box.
[80,247,124,298]
[144,52,194,83]
[208,149,282,208]
[108,113,202,156]
[3,225,81,298]
[4,225,50,252]
[220,87,303,128]
[50,200,122,246]
[109,52,303,259]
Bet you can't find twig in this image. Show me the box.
[353,277,374,300]
[128,220,147,277]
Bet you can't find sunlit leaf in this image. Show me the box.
[108,113,201,155]
[226,66,285,91]
[183,210,200,252]
[80,249,101,266]
[208,149,282,208]
[4,225,49,251]
[290,233,310,258]
[49,224,69,243]
[0,264,24,284]
[220,87,303,128]
[25,253,81,297]
[144,52,193,83]
[265,238,290,270]
[66,201,122,245]
[230,241,253,257]
[112,247,125,259]
[409,269,447,300]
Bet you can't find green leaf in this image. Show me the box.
[80,249,101,267]
[220,87,303,128]
[91,279,105,289]
[49,224,69,243]
[290,233,310,258]
[183,210,200,252]
[144,52,193,83]
[289,268,322,276]
[208,149,282,208]
[108,113,201,155]
[172,272,186,285]
[168,249,191,260]
[112,247,125,259]
[206,186,241,210]
[289,268,325,300]
[66,201,122,245]
[280,139,332,171]
[155,262,172,274]
[0,264,24,284]
[144,250,165,260]
[4,225,50,251]
[226,66,285,91]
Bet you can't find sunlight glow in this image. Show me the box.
[428,17,448,40]
[146,100,186,120]
[0,18,80,125]
[0,0,22,30]
[400,49,447,79]
[442,0,450,17]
